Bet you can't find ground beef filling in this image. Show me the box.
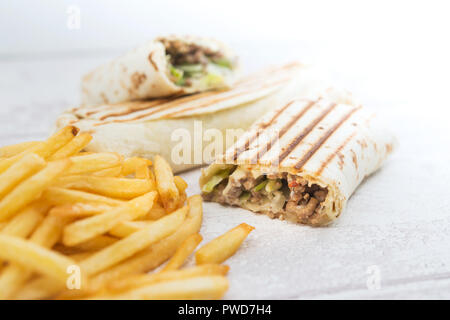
[204,170,328,224]
[158,38,223,66]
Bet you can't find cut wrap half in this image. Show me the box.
[200,97,395,226]
[81,35,238,106]
[59,63,344,173]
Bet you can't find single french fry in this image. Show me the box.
[79,205,187,276]
[49,203,112,219]
[0,202,47,237]
[54,175,155,199]
[88,195,203,293]
[154,155,179,213]
[0,153,46,199]
[42,187,124,207]
[196,223,255,265]
[135,164,150,179]
[63,191,157,246]
[91,166,123,177]
[49,133,92,160]
[65,153,122,175]
[0,235,78,284]
[140,202,166,220]
[49,203,112,218]
[108,264,229,292]
[122,157,152,177]
[109,221,153,238]
[0,141,41,158]
[56,235,118,254]
[93,276,229,300]
[161,233,203,272]
[0,160,70,222]
[174,176,188,193]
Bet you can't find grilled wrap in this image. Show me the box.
[200,97,395,226]
[58,63,344,173]
[81,35,238,106]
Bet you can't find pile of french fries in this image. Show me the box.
[0,126,254,300]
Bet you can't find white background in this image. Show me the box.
[0,0,450,299]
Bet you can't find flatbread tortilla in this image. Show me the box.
[58,63,351,173]
[82,35,238,106]
[200,97,395,226]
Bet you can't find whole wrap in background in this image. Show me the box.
[58,63,343,173]
[81,35,238,106]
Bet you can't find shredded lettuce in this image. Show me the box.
[177,64,203,74]
[170,66,184,83]
[212,58,232,69]
[202,168,232,193]
[253,180,268,192]
[265,179,282,193]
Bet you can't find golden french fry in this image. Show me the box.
[0,160,70,222]
[154,155,179,213]
[54,175,155,199]
[42,187,124,207]
[0,141,41,158]
[196,223,255,265]
[88,195,203,292]
[122,157,152,177]
[65,153,122,175]
[0,202,47,237]
[12,276,63,300]
[79,205,187,276]
[140,202,166,220]
[63,191,157,246]
[108,264,229,292]
[0,153,46,199]
[56,235,118,255]
[38,126,80,159]
[135,164,150,179]
[161,233,202,272]
[0,222,5,231]
[174,176,188,193]
[94,276,228,300]
[49,203,112,219]
[0,235,78,284]
[91,166,123,177]
[109,221,153,238]
[49,133,92,160]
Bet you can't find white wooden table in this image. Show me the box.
[1,48,449,299]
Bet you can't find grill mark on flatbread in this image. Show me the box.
[294,106,361,170]
[249,99,318,164]
[92,77,290,126]
[98,99,170,120]
[278,102,337,165]
[148,52,158,71]
[160,77,292,119]
[315,131,358,175]
[231,100,296,161]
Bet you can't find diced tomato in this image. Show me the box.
[288,181,299,188]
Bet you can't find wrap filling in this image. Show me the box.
[158,38,234,88]
[202,166,329,225]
